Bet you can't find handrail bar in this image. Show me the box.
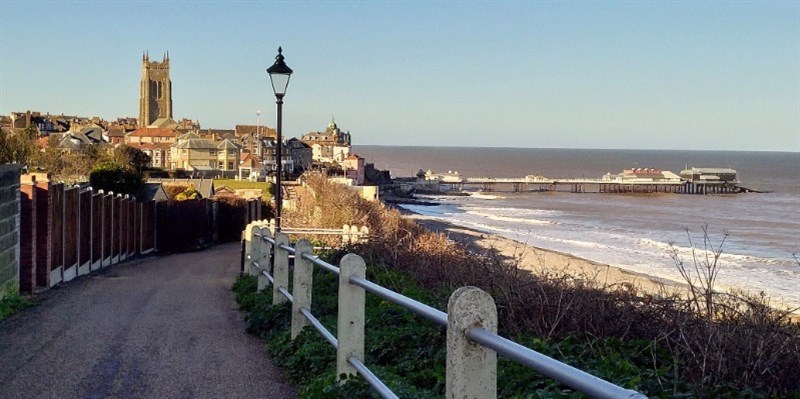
[300,307,338,348]
[278,286,293,302]
[279,243,295,253]
[245,224,649,398]
[301,252,340,275]
[348,356,399,399]
[262,270,274,285]
[467,327,647,399]
[253,232,263,238]
[349,275,447,327]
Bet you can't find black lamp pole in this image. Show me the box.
[267,47,293,232]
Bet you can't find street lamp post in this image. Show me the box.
[267,47,293,232]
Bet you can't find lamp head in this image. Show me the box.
[266,47,293,97]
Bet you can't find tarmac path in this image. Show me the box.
[0,243,297,399]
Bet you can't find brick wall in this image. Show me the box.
[0,164,23,300]
[19,178,36,292]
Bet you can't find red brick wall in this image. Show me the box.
[19,182,36,293]
[34,184,50,288]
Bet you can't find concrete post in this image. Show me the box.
[256,228,272,291]
[244,222,258,267]
[248,225,262,278]
[446,286,498,399]
[336,254,366,381]
[342,224,350,245]
[272,232,289,305]
[291,239,313,339]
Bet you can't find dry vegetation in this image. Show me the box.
[284,173,800,396]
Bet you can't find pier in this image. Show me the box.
[418,167,745,195]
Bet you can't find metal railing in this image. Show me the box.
[243,221,648,399]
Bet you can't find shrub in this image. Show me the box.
[89,164,143,197]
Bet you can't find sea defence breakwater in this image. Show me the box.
[413,167,754,194]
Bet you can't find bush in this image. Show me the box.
[89,165,143,197]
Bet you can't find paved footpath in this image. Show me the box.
[0,243,297,399]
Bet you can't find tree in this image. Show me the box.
[0,127,37,165]
[89,164,143,197]
[31,135,64,173]
[113,145,151,175]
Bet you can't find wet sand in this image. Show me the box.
[404,213,686,298]
[402,211,800,322]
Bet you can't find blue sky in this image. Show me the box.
[1,1,798,151]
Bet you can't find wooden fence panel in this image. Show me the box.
[91,192,102,270]
[78,189,91,276]
[127,198,135,257]
[141,201,156,254]
[63,186,79,282]
[102,193,112,266]
[49,183,64,287]
[113,195,122,264]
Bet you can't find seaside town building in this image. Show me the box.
[286,138,312,172]
[343,153,365,185]
[169,132,241,176]
[301,118,352,164]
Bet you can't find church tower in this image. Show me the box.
[139,51,173,128]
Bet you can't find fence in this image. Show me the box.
[243,222,648,399]
[244,219,369,246]
[157,197,262,252]
[18,174,157,292]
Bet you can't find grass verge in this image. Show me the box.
[0,293,32,322]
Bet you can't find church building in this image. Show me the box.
[139,51,174,128]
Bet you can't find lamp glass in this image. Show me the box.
[269,73,291,96]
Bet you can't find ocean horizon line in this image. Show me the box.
[355,144,800,154]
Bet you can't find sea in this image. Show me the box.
[354,146,800,310]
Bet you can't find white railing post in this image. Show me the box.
[272,232,289,305]
[291,239,313,339]
[337,253,366,381]
[247,223,260,277]
[258,227,273,291]
[342,224,350,246]
[446,286,497,399]
[244,222,259,264]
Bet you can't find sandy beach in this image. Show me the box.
[403,212,688,299]
[402,210,800,322]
